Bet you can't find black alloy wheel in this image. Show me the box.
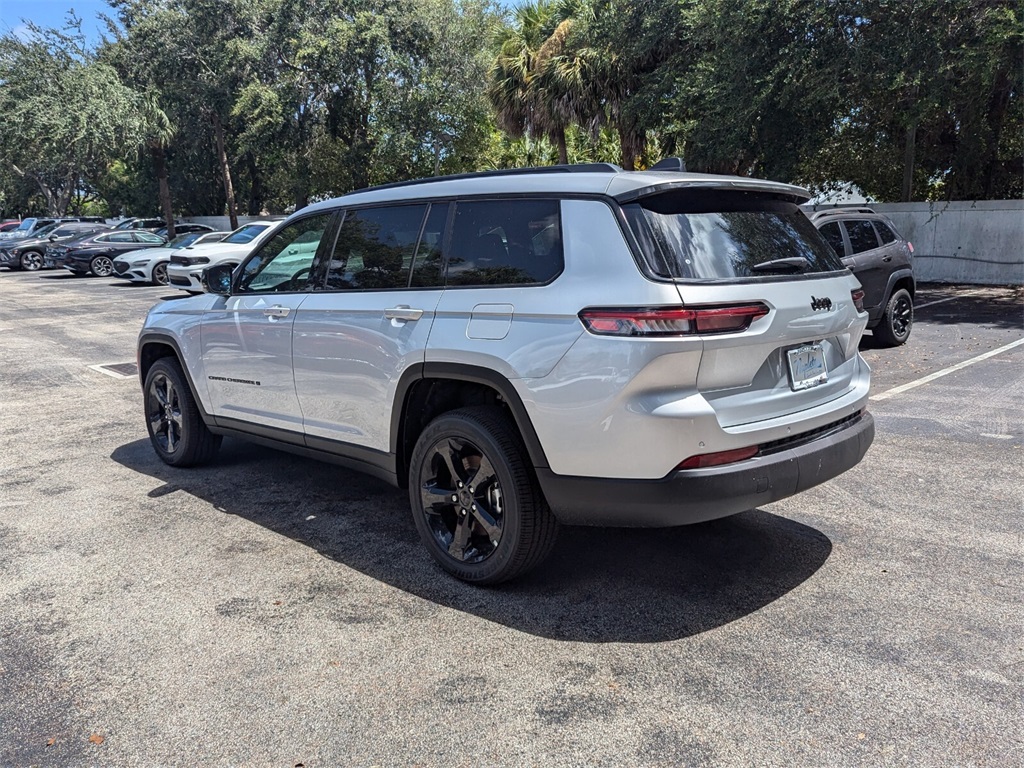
[20,250,43,271]
[90,255,115,277]
[152,261,169,285]
[143,358,221,467]
[875,288,914,347]
[409,407,558,584]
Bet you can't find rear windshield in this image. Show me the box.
[224,224,269,244]
[623,190,844,280]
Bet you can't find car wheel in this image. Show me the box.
[874,288,913,346]
[409,406,558,584]
[152,261,169,285]
[20,250,43,271]
[90,255,114,277]
[143,358,222,467]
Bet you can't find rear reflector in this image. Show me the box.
[579,304,769,337]
[677,445,759,469]
[907,241,915,254]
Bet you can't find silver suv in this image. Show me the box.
[138,162,875,584]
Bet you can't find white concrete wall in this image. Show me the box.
[809,200,1023,286]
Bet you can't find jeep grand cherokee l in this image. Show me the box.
[137,161,874,584]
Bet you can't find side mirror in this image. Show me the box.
[201,263,234,295]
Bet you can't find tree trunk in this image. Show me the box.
[151,144,175,238]
[617,124,641,171]
[900,122,917,202]
[212,111,239,230]
[982,68,1011,199]
[556,128,568,165]
[245,153,264,215]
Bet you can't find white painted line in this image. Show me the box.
[980,433,1014,440]
[915,290,987,310]
[88,363,136,380]
[870,338,1024,401]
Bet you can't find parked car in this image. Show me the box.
[0,221,111,271]
[112,230,229,285]
[166,221,276,293]
[50,230,167,276]
[808,207,916,346]
[153,223,215,239]
[114,217,167,232]
[0,220,22,232]
[138,160,874,584]
[0,217,58,240]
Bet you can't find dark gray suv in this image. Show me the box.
[809,208,915,346]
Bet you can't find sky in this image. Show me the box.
[0,0,112,45]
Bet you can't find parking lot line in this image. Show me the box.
[870,337,1024,401]
[915,290,987,310]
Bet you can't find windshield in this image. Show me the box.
[223,224,269,245]
[167,233,201,249]
[623,190,844,280]
[32,223,60,238]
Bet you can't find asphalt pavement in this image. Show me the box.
[1,270,1021,767]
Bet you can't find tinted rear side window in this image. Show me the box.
[875,221,898,245]
[447,199,562,286]
[623,190,843,280]
[326,205,427,290]
[845,220,881,254]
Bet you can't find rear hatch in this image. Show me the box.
[621,187,867,428]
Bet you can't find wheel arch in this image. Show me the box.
[392,363,549,488]
[137,333,213,423]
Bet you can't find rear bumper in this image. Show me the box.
[537,411,874,527]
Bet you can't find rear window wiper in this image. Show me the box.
[750,257,811,273]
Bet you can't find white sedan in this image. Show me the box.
[166,221,277,293]
[112,231,229,285]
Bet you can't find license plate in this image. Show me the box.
[787,344,828,391]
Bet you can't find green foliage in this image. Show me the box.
[0,21,147,215]
[0,0,1019,214]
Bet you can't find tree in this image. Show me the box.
[0,20,147,215]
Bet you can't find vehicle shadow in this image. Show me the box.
[913,290,1023,331]
[111,438,833,643]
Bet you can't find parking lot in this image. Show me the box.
[1,270,1021,766]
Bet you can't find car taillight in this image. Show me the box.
[579,304,769,337]
[677,445,759,469]
[907,241,914,254]
[851,289,865,312]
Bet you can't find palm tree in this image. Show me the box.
[141,94,176,237]
[488,0,598,165]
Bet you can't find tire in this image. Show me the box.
[152,261,169,286]
[20,250,43,271]
[90,255,114,277]
[143,358,221,467]
[409,406,558,584]
[874,288,913,347]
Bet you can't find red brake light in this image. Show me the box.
[677,445,759,469]
[907,241,914,254]
[851,289,865,312]
[579,304,769,337]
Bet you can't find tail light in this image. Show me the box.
[579,303,769,337]
[907,241,915,254]
[851,289,865,312]
[677,445,759,469]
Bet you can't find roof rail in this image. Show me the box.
[650,156,687,172]
[811,206,876,217]
[352,162,624,195]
